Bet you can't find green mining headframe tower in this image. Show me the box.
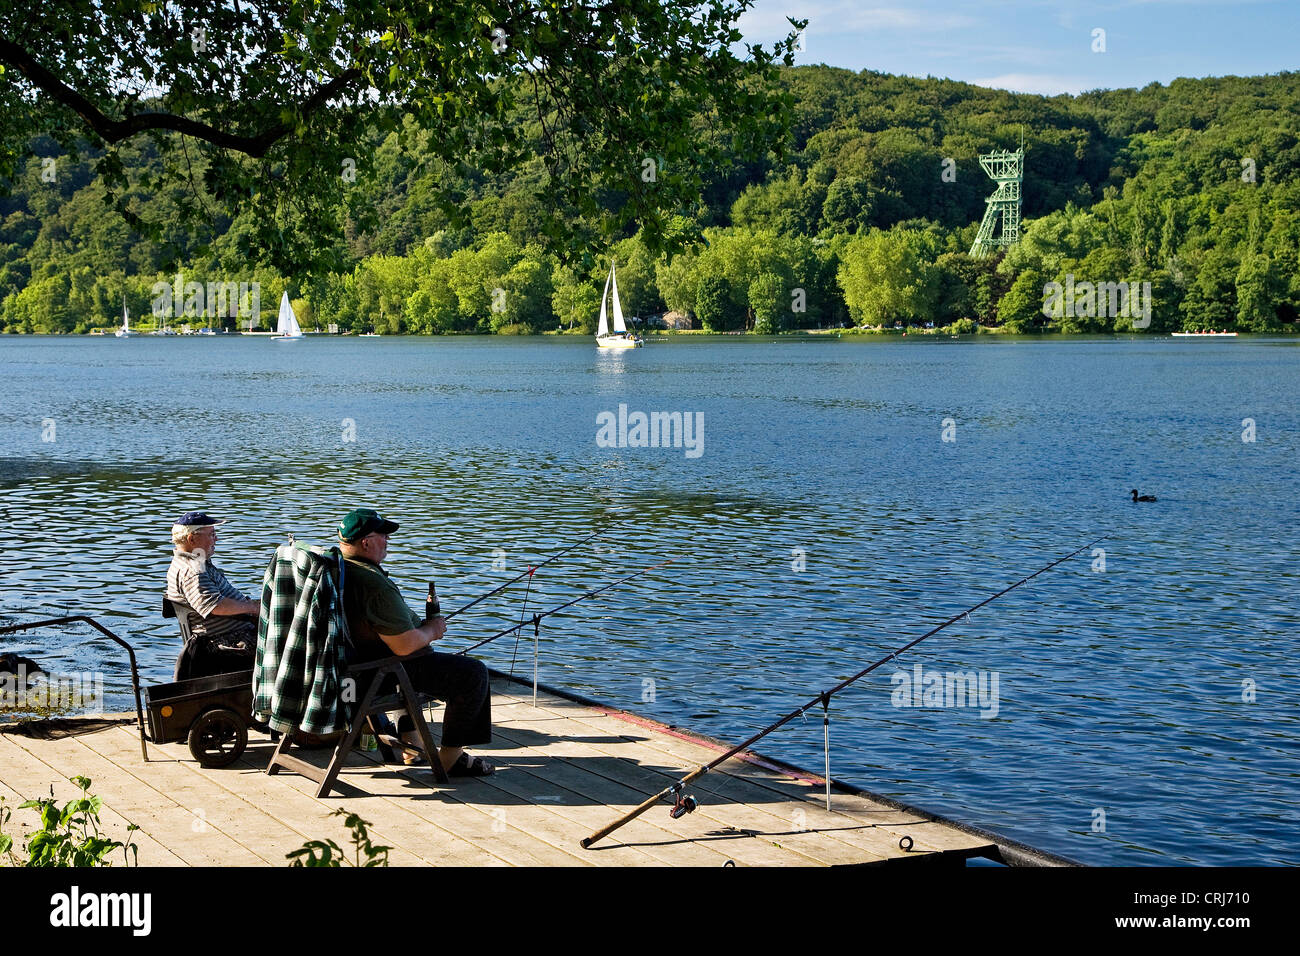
[969,146,1024,258]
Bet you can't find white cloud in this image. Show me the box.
[972,73,1097,95]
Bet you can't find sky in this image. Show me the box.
[737,0,1297,95]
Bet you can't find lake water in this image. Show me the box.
[1,333,1296,865]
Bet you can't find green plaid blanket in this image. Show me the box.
[252,543,350,735]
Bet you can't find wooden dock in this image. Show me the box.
[0,674,1037,867]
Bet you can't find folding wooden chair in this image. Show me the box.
[262,547,450,797]
[267,650,450,796]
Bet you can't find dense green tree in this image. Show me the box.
[838,227,936,326]
[551,264,600,333]
[996,269,1046,333]
[0,1,802,273]
[749,272,784,334]
[5,63,1300,336]
[1235,254,1281,331]
[695,275,734,331]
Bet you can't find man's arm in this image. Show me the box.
[378,617,447,657]
[210,596,260,617]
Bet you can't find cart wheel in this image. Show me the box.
[188,707,247,768]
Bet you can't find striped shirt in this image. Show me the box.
[167,549,254,644]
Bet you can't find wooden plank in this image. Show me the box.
[489,687,982,861]
[469,751,786,866]
[0,733,191,866]
[82,724,401,867]
[135,731,431,867]
[373,691,933,864]
[4,728,265,866]
[492,685,917,820]
[225,735,514,867]
[355,758,618,867]
[370,749,668,867]
[2,683,999,868]
[385,702,777,866]
[394,700,729,865]
[520,689,998,855]
[489,715,880,865]
[313,749,598,867]
[483,703,845,865]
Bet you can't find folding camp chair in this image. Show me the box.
[163,595,196,642]
[164,596,198,680]
[164,595,256,681]
[262,546,450,796]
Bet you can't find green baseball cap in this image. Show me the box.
[338,508,400,542]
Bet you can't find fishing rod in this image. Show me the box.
[581,536,1104,849]
[456,556,678,656]
[442,521,621,622]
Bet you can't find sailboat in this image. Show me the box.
[271,292,303,342]
[596,261,643,349]
[114,295,137,337]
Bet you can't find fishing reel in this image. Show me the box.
[668,783,698,819]
[670,794,698,819]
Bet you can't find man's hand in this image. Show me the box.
[379,616,447,657]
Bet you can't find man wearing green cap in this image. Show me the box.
[337,508,494,776]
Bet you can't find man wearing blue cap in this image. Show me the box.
[167,511,260,679]
[337,508,495,777]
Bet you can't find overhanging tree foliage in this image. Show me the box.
[0,1,802,273]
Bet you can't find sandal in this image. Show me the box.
[447,753,495,777]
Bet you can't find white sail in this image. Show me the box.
[276,292,303,337]
[115,294,134,336]
[595,258,643,349]
[610,262,627,333]
[597,267,611,338]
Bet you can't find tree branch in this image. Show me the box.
[0,36,362,158]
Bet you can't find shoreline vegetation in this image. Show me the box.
[4,67,1299,338]
[30,325,1285,338]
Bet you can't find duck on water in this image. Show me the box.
[1131,489,1157,502]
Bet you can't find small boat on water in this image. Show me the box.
[114,296,137,338]
[1172,331,1238,337]
[596,261,643,350]
[271,292,303,342]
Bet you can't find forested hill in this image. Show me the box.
[3,65,1298,334]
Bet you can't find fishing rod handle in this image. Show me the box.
[581,787,669,848]
[582,762,710,848]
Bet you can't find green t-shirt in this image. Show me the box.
[341,556,421,661]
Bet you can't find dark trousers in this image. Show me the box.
[393,652,492,749]
[174,628,256,681]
